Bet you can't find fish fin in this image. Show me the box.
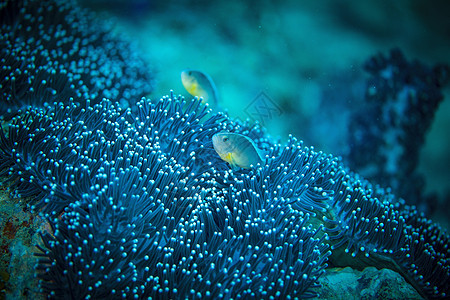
[209,81,219,105]
[224,152,241,170]
[222,152,233,163]
[187,82,198,95]
[231,164,240,171]
[257,149,268,164]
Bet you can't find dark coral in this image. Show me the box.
[347,49,450,214]
[0,93,448,298]
[0,0,154,118]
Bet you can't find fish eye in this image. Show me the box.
[222,137,229,142]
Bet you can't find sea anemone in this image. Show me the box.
[1,94,329,298]
[1,92,448,298]
[0,0,154,118]
[325,171,450,298]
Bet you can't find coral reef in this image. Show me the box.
[0,0,154,118]
[347,49,450,214]
[318,267,423,299]
[0,93,448,298]
[0,186,44,298]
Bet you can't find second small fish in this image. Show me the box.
[212,131,265,169]
[181,69,218,106]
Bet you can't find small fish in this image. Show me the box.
[212,132,265,169]
[181,69,218,105]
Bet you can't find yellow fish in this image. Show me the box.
[181,69,218,105]
[212,132,264,169]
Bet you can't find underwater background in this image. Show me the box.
[0,0,449,299]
